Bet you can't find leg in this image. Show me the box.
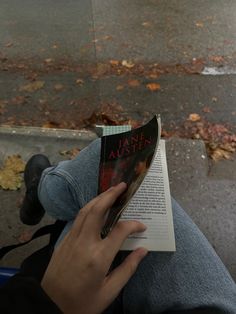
[38,138,101,221]
[120,199,236,313]
[38,138,236,312]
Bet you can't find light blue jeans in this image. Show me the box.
[38,139,236,313]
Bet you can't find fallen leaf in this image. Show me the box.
[210,148,232,161]
[128,79,140,87]
[146,83,161,91]
[195,21,204,28]
[202,106,211,113]
[42,121,60,128]
[19,81,45,92]
[116,85,124,91]
[76,79,84,85]
[4,155,25,173]
[142,22,151,27]
[122,60,135,68]
[148,74,159,79]
[44,58,53,63]
[0,169,23,190]
[54,83,64,91]
[212,97,218,102]
[188,113,201,122]
[110,60,119,66]
[5,42,13,48]
[103,35,113,40]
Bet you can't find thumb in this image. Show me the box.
[103,248,148,300]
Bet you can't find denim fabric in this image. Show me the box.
[38,138,236,313]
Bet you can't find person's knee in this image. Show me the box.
[38,171,79,221]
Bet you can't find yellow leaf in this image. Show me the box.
[188,113,201,122]
[195,22,204,28]
[76,79,84,85]
[121,60,135,68]
[19,81,45,92]
[0,169,23,190]
[4,155,25,173]
[146,83,161,91]
[210,148,232,162]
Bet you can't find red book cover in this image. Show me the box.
[99,115,160,237]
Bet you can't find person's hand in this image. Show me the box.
[41,182,148,314]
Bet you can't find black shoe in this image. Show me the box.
[20,154,51,225]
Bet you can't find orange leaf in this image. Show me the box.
[128,79,140,87]
[188,113,201,122]
[146,83,161,91]
[110,60,119,66]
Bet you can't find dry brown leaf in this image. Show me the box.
[195,22,204,28]
[42,121,60,128]
[128,79,140,87]
[142,22,151,27]
[210,148,232,161]
[148,74,159,79]
[121,60,135,68]
[45,58,53,63]
[146,83,161,91]
[5,42,13,48]
[54,84,64,91]
[0,169,23,190]
[188,113,201,122]
[103,35,113,40]
[202,106,211,113]
[4,155,25,173]
[110,60,119,66]
[116,85,124,91]
[76,79,84,85]
[19,81,45,92]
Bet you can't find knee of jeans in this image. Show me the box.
[38,172,79,221]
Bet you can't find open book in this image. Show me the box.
[98,116,176,252]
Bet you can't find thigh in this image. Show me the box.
[121,200,236,313]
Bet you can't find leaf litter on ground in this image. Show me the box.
[0,155,26,190]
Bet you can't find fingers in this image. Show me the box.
[103,220,147,258]
[103,248,148,300]
[71,182,127,239]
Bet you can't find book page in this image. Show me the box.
[120,140,176,251]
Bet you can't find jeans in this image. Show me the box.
[38,139,236,313]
